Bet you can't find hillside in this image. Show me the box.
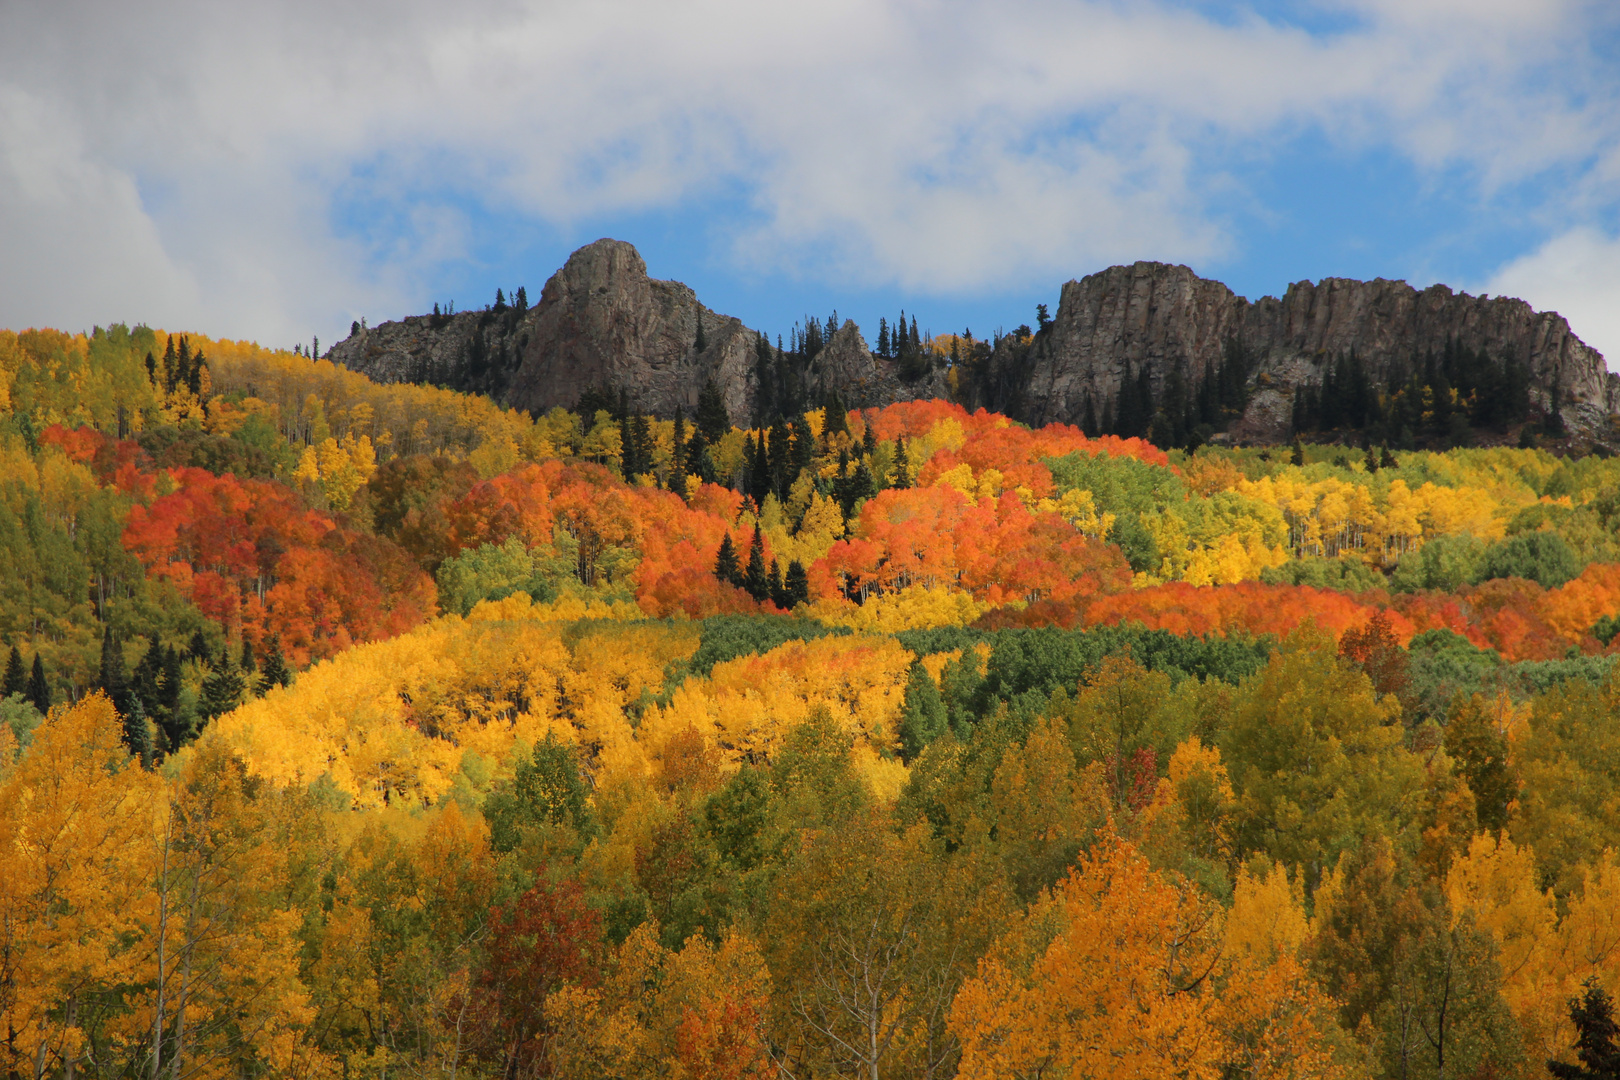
[8,317,1620,1078]
[328,239,1618,449]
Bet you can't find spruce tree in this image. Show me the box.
[26,654,50,715]
[122,695,152,766]
[1291,437,1306,467]
[188,629,211,665]
[200,654,246,723]
[3,645,24,699]
[695,381,729,447]
[1550,981,1620,1080]
[132,636,164,720]
[240,638,260,698]
[515,286,528,311]
[898,662,948,762]
[768,558,787,609]
[877,317,890,359]
[694,315,707,354]
[893,437,911,489]
[861,418,877,461]
[714,533,741,586]
[784,560,810,608]
[100,625,131,716]
[744,527,769,601]
[260,635,292,689]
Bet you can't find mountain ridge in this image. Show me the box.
[328,240,1616,444]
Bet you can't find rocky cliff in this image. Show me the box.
[330,242,1614,442]
[329,239,946,423]
[979,261,1616,441]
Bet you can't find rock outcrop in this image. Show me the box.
[330,239,945,423]
[981,261,1616,441]
[331,242,1614,442]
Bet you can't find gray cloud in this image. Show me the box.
[1,0,1616,345]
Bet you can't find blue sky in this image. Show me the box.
[3,0,1619,365]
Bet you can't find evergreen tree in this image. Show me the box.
[240,638,261,698]
[514,286,528,311]
[260,635,292,689]
[132,636,164,720]
[892,436,911,489]
[898,662,948,762]
[1550,981,1620,1080]
[767,558,787,609]
[1380,446,1399,471]
[861,418,878,461]
[1365,444,1380,473]
[1291,436,1306,467]
[695,380,730,446]
[2,645,24,699]
[122,695,152,767]
[784,560,810,608]
[189,629,211,665]
[100,625,131,716]
[200,654,246,723]
[714,532,741,586]
[26,653,50,715]
[1036,303,1051,331]
[822,391,850,438]
[494,287,507,311]
[878,317,890,359]
[744,527,769,601]
[1083,393,1098,437]
[695,314,707,354]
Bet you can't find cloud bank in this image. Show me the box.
[1,0,1616,353]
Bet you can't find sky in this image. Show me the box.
[2,0,1618,366]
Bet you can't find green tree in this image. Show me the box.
[1220,635,1422,888]
[199,654,245,722]
[714,532,741,587]
[898,662,948,763]
[783,560,810,608]
[744,527,768,601]
[2,646,24,699]
[483,733,597,854]
[1550,981,1620,1080]
[1443,694,1516,834]
[25,653,50,715]
[259,635,292,689]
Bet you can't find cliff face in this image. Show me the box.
[988,261,1615,440]
[331,239,945,423]
[331,242,1614,441]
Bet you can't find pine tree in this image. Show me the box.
[495,287,507,311]
[861,418,878,461]
[100,625,131,716]
[260,635,292,689]
[3,645,24,699]
[240,638,261,698]
[744,527,769,601]
[898,662,948,762]
[514,286,528,311]
[768,558,787,609]
[1550,981,1620,1080]
[695,315,707,354]
[1380,445,1399,470]
[188,629,211,665]
[878,317,890,359]
[784,560,810,608]
[892,436,911,489]
[823,391,850,438]
[1291,436,1306,467]
[200,654,246,723]
[1365,444,1380,473]
[715,532,741,586]
[695,380,730,446]
[132,636,163,720]
[26,653,50,715]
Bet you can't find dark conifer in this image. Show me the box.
[893,437,911,489]
[744,527,769,601]
[26,654,50,715]
[260,635,292,689]
[514,286,528,311]
[767,558,787,609]
[1291,437,1306,467]
[784,560,810,608]
[188,629,211,665]
[132,636,163,720]
[1380,446,1399,471]
[3,645,24,699]
[100,626,131,716]
[695,380,729,446]
[714,532,741,586]
[822,391,849,438]
[695,314,707,354]
[200,655,245,723]
[1550,981,1620,1080]
[861,418,877,461]
[877,317,890,359]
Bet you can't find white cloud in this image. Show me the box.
[1487,228,1620,369]
[0,0,1616,342]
